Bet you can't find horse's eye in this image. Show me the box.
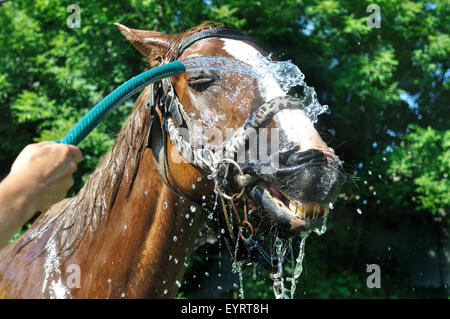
[187,69,219,92]
[187,77,217,92]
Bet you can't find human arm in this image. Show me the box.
[0,142,82,248]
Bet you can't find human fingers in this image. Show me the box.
[66,144,83,163]
[35,175,75,212]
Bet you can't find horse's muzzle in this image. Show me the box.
[255,148,344,204]
[246,148,345,237]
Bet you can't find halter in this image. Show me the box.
[146,27,302,272]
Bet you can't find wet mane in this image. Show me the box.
[12,22,222,260]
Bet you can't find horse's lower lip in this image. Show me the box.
[247,181,329,235]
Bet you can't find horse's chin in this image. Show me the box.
[247,181,329,238]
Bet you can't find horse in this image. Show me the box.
[0,22,344,298]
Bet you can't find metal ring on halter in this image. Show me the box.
[240,220,255,240]
[214,157,246,200]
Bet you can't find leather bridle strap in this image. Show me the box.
[176,27,253,57]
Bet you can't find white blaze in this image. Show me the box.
[222,39,334,159]
[222,39,284,102]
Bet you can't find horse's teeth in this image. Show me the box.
[289,200,296,212]
[286,200,328,220]
[314,205,321,219]
[300,205,306,218]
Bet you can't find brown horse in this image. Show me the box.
[0,22,344,298]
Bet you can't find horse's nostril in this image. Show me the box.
[287,149,325,166]
[278,144,300,163]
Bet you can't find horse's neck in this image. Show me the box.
[0,146,200,299]
[64,148,205,298]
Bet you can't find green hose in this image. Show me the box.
[59,61,186,145]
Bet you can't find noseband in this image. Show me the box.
[145,27,306,272]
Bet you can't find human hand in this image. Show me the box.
[8,141,83,212]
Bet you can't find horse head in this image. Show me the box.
[116,22,345,241]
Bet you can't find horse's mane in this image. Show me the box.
[11,22,221,260]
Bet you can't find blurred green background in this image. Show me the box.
[0,0,448,298]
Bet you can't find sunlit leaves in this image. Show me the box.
[389,125,450,215]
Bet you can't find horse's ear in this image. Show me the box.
[115,23,171,67]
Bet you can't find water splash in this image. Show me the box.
[181,56,328,123]
[232,260,245,299]
[270,237,289,299]
[314,215,328,236]
[288,231,311,298]
[231,227,246,299]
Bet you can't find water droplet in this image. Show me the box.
[190,205,196,213]
[197,177,202,182]
[173,236,177,242]
[205,272,209,277]
[174,258,178,264]
[144,191,149,196]
[163,289,168,295]
[185,214,190,219]
[175,280,181,288]
[329,202,334,209]
[163,202,168,209]
[192,184,196,189]
[121,292,125,298]
[356,208,362,215]
[168,255,172,261]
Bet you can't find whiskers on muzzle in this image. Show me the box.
[256,147,345,204]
